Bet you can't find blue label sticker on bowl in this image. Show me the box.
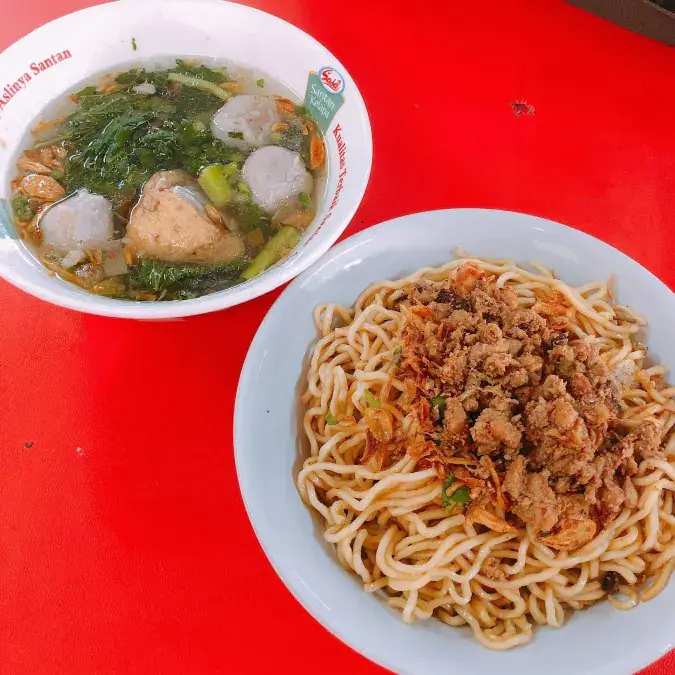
[304,66,345,134]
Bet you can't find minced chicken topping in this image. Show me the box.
[393,263,662,550]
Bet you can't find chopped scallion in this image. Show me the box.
[441,475,455,507]
[298,192,311,211]
[364,389,381,408]
[430,395,447,418]
[442,476,470,508]
[449,485,471,505]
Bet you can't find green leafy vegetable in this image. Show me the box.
[137,128,180,165]
[326,411,339,425]
[129,257,250,294]
[256,78,265,88]
[172,88,222,118]
[242,225,300,280]
[228,131,245,140]
[298,192,311,211]
[172,59,228,85]
[60,74,242,199]
[232,199,270,234]
[448,485,471,506]
[115,70,147,86]
[132,38,137,51]
[178,118,208,143]
[63,91,175,195]
[179,136,243,176]
[11,194,35,222]
[76,85,97,97]
[364,389,381,408]
[430,395,447,418]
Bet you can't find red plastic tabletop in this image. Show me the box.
[1,1,674,673]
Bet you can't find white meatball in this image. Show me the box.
[211,95,282,150]
[40,189,114,252]
[242,146,313,214]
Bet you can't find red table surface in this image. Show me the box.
[1,1,674,673]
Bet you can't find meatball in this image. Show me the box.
[127,170,244,263]
[242,146,313,214]
[40,189,114,252]
[211,95,282,150]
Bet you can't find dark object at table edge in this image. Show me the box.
[567,0,675,45]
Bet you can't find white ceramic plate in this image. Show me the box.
[0,0,371,318]
[234,209,675,675]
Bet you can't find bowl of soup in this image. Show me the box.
[0,0,372,318]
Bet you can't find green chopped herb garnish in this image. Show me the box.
[228,131,245,140]
[430,395,447,418]
[132,38,137,51]
[256,78,265,88]
[298,192,311,211]
[449,485,471,505]
[129,257,249,294]
[326,411,339,425]
[364,389,381,408]
[441,476,471,508]
[440,475,455,507]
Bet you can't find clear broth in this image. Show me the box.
[10,58,326,301]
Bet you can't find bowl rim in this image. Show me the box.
[233,207,675,675]
[0,0,373,319]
